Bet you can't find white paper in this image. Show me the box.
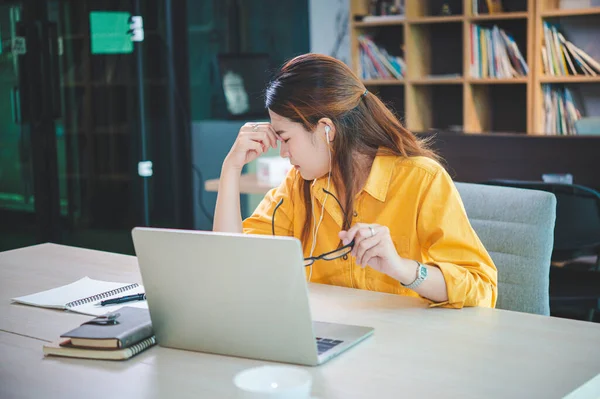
[11,276,139,311]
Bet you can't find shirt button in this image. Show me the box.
[353,211,358,217]
[342,254,349,260]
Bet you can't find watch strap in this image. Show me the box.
[401,261,428,290]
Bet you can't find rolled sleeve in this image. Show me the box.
[242,169,298,237]
[417,169,498,309]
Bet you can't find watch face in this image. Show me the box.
[419,265,428,278]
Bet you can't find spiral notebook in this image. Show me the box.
[11,276,147,316]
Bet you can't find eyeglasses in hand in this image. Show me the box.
[271,189,354,267]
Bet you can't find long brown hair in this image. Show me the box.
[265,53,440,244]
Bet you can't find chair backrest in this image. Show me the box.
[455,182,557,315]
[484,180,600,261]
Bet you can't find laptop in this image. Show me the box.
[131,227,374,366]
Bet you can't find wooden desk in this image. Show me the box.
[205,173,272,195]
[2,244,600,398]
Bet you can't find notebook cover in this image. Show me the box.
[60,306,153,348]
[43,336,156,360]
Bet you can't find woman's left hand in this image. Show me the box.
[339,223,402,278]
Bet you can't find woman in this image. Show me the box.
[214,53,497,308]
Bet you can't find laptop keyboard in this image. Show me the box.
[316,337,343,355]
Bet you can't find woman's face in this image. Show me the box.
[269,109,331,181]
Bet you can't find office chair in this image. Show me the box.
[483,180,600,321]
[455,182,556,315]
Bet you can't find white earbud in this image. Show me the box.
[308,124,333,283]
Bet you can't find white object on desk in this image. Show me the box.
[257,156,292,187]
[234,365,313,399]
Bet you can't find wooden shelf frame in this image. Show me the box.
[406,16,465,24]
[410,77,464,85]
[469,12,529,21]
[353,20,404,28]
[362,79,405,86]
[539,76,600,83]
[541,7,600,17]
[468,77,529,84]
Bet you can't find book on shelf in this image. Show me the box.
[358,35,405,80]
[543,85,582,135]
[473,0,504,15]
[361,14,405,23]
[542,22,600,77]
[470,24,528,78]
[424,73,462,80]
[559,0,600,9]
[366,0,405,19]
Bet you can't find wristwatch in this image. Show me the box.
[401,261,428,290]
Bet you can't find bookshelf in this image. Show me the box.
[350,0,535,134]
[350,0,600,135]
[533,1,600,135]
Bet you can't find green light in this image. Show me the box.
[89,11,133,54]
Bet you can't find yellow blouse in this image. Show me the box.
[242,154,497,308]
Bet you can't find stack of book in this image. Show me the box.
[43,306,156,360]
[543,85,581,135]
[470,24,528,78]
[358,35,405,80]
[542,22,600,76]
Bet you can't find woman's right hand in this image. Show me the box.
[223,122,280,172]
